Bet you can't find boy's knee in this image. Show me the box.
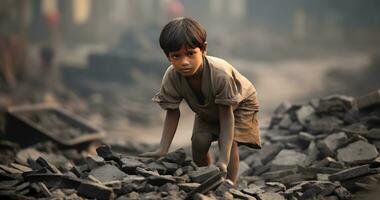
[191,132,212,150]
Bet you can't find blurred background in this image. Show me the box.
[1,0,380,149]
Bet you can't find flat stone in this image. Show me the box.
[162,162,179,174]
[329,164,371,181]
[239,161,251,176]
[188,165,220,183]
[89,164,127,183]
[259,143,283,165]
[86,155,105,170]
[356,90,380,110]
[15,148,43,165]
[257,192,285,200]
[296,105,315,125]
[147,162,167,175]
[135,167,159,177]
[319,132,348,156]
[340,123,368,135]
[77,181,113,200]
[119,157,145,173]
[229,188,256,200]
[279,115,292,129]
[0,164,23,174]
[363,128,380,140]
[336,140,379,164]
[261,169,296,180]
[264,182,286,193]
[147,175,176,186]
[244,154,262,166]
[36,156,61,174]
[273,102,292,115]
[288,123,304,134]
[305,141,319,165]
[178,182,200,192]
[9,163,32,172]
[163,148,187,164]
[307,116,343,134]
[270,135,299,143]
[299,132,315,141]
[271,150,307,170]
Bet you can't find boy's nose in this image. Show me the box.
[181,58,190,66]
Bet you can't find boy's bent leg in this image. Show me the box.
[227,141,239,183]
[191,132,213,167]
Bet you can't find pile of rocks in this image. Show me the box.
[236,90,380,199]
[1,90,380,200]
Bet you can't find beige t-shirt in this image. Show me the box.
[153,56,261,148]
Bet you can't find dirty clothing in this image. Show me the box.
[153,55,261,149]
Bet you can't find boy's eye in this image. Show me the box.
[187,51,195,56]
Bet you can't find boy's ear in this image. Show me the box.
[203,42,208,55]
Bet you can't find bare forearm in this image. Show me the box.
[159,109,180,153]
[218,105,234,165]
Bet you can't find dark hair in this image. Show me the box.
[159,17,207,56]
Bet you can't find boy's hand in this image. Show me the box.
[215,161,227,176]
[139,149,167,159]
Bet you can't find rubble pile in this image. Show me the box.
[236,90,380,199]
[0,90,380,199]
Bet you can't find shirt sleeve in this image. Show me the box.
[214,73,243,106]
[152,68,183,110]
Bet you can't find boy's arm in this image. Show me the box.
[217,105,234,172]
[140,108,180,158]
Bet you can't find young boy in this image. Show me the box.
[141,17,261,183]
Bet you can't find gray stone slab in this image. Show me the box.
[257,192,286,200]
[279,115,293,129]
[147,175,176,186]
[363,128,380,140]
[271,150,307,170]
[89,164,127,183]
[356,90,380,110]
[178,182,200,192]
[259,143,283,165]
[188,165,220,183]
[307,116,343,134]
[119,157,146,173]
[229,188,256,200]
[77,181,113,200]
[329,164,371,181]
[296,105,315,125]
[336,140,379,164]
[86,155,105,170]
[322,132,348,154]
[135,167,159,177]
[163,148,187,164]
[239,161,252,176]
[299,131,315,141]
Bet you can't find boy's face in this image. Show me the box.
[167,46,204,77]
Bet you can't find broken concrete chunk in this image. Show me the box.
[271,150,307,170]
[188,165,220,183]
[89,164,127,183]
[336,140,379,165]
